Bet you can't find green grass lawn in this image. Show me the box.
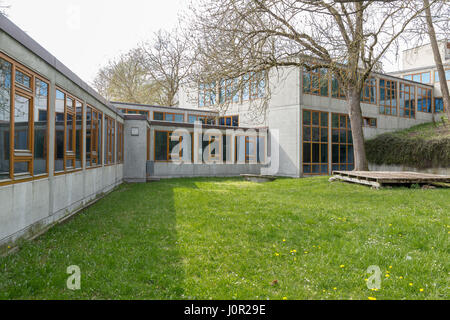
[0,177,449,300]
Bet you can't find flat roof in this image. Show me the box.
[111,101,219,114]
[0,14,122,117]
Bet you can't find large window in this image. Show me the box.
[379,79,397,116]
[54,88,83,172]
[199,82,216,107]
[434,69,450,82]
[302,110,328,175]
[218,115,239,127]
[399,83,415,118]
[153,111,184,123]
[403,72,430,84]
[86,106,102,167]
[243,71,266,101]
[361,78,377,104]
[303,67,329,97]
[331,114,354,171]
[219,78,240,103]
[188,114,216,125]
[331,73,347,99]
[117,122,124,164]
[417,87,432,113]
[0,54,50,184]
[0,56,50,183]
[154,130,184,161]
[104,116,115,165]
[435,98,445,113]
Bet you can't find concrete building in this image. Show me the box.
[389,40,450,113]
[0,14,447,249]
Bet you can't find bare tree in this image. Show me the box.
[423,0,450,119]
[92,50,164,105]
[0,0,9,15]
[187,0,435,171]
[138,29,194,107]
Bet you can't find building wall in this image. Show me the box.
[0,20,124,249]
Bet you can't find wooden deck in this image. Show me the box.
[332,171,450,188]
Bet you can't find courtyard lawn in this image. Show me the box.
[0,177,448,300]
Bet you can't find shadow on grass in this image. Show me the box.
[0,181,199,300]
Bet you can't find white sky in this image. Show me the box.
[5,0,188,85]
[3,0,405,86]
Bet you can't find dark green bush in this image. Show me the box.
[366,133,450,169]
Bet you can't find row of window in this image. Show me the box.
[0,54,123,186]
[302,110,355,175]
[199,71,266,107]
[303,68,436,117]
[303,68,377,104]
[403,69,450,84]
[153,130,265,164]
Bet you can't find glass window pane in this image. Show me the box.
[303,110,311,125]
[75,102,82,168]
[67,113,74,152]
[155,131,168,161]
[174,114,184,122]
[34,79,48,175]
[0,58,11,180]
[153,112,164,120]
[14,161,29,175]
[303,143,311,163]
[14,94,30,150]
[15,70,31,89]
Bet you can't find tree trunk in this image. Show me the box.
[348,87,369,171]
[424,0,450,119]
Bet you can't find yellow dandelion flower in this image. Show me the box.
[275,253,280,256]
[368,297,376,300]
[333,287,337,290]
[282,239,286,242]
[399,276,403,279]
[389,266,392,269]
[304,251,308,254]
[283,297,287,300]
[293,249,297,253]
[323,289,326,293]
[389,224,392,227]
[364,278,368,282]
[409,283,413,286]
[419,288,424,292]
[385,274,390,278]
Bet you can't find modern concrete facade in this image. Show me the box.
[389,40,450,112]
[0,13,447,249]
[0,15,124,248]
[178,65,438,177]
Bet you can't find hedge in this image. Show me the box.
[365,133,450,169]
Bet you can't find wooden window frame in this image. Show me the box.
[303,67,329,97]
[54,87,84,174]
[206,134,222,161]
[234,134,257,164]
[104,115,115,165]
[86,105,102,168]
[361,77,377,105]
[0,52,50,186]
[188,114,216,125]
[117,122,124,164]
[302,109,329,175]
[198,82,216,107]
[417,87,433,113]
[363,117,377,128]
[331,73,347,100]
[218,115,239,127]
[404,71,431,84]
[434,68,450,82]
[379,79,398,116]
[331,113,354,172]
[153,111,185,123]
[153,130,184,162]
[242,71,266,101]
[399,83,416,118]
[219,78,240,103]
